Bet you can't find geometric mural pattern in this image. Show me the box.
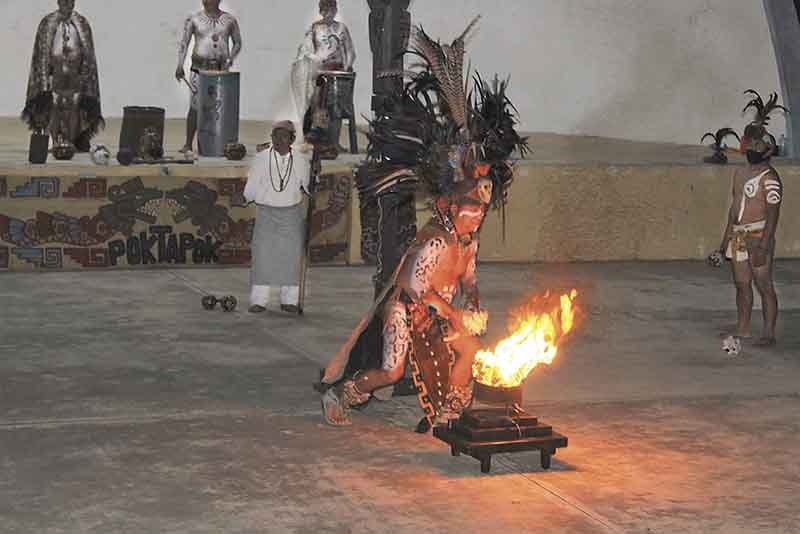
[0,172,352,271]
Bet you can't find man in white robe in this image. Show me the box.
[244,121,313,313]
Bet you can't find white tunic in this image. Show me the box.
[244,147,312,208]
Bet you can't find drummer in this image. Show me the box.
[293,0,356,155]
[302,0,356,71]
[175,0,243,157]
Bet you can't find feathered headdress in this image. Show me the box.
[701,128,740,149]
[468,73,529,206]
[742,90,787,127]
[740,90,789,155]
[357,16,527,210]
[409,16,479,132]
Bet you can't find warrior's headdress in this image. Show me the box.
[741,90,788,153]
[357,15,528,212]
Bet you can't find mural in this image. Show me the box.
[0,172,351,271]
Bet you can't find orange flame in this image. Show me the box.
[472,289,579,388]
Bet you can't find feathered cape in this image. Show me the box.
[22,10,103,135]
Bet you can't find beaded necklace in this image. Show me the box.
[268,148,294,193]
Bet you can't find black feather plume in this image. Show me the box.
[701,127,739,148]
[467,73,529,206]
[743,89,788,126]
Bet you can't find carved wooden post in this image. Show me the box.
[368,0,411,115]
[349,0,416,393]
[362,0,416,295]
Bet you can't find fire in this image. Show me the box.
[472,289,579,388]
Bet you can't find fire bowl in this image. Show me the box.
[473,381,523,406]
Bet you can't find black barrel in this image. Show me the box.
[28,133,49,164]
[118,106,165,155]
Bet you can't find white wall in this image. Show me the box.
[2,0,785,145]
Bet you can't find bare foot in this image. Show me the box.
[754,337,777,348]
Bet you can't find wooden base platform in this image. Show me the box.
[433,408,568,473]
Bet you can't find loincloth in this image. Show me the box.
[725,220,768,262]
[404,295,455,426]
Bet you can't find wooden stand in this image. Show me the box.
[433,407,568,473]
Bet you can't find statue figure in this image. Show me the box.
[292,0,356,158]
[22,0,104,154]
[175,0,242,156]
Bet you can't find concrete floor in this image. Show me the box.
[0,261,799,533]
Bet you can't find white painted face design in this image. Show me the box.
[453,204,485,235]
[458,205,484,220]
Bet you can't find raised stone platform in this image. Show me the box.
[1,118,798,269]
[0,118,357,271]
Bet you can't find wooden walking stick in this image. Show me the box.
[297,147,321,315]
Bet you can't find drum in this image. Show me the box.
[197,71,240,157]
[118,106,165,157]
[320,71,356,120]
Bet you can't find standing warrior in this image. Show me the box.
[175,0,242,156]
[716,91,785,347]
[244,121,314,314]
[22,0,104,153]
[318,18,528,429]
[292,0,356,153]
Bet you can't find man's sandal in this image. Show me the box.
[321,388,352,426]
